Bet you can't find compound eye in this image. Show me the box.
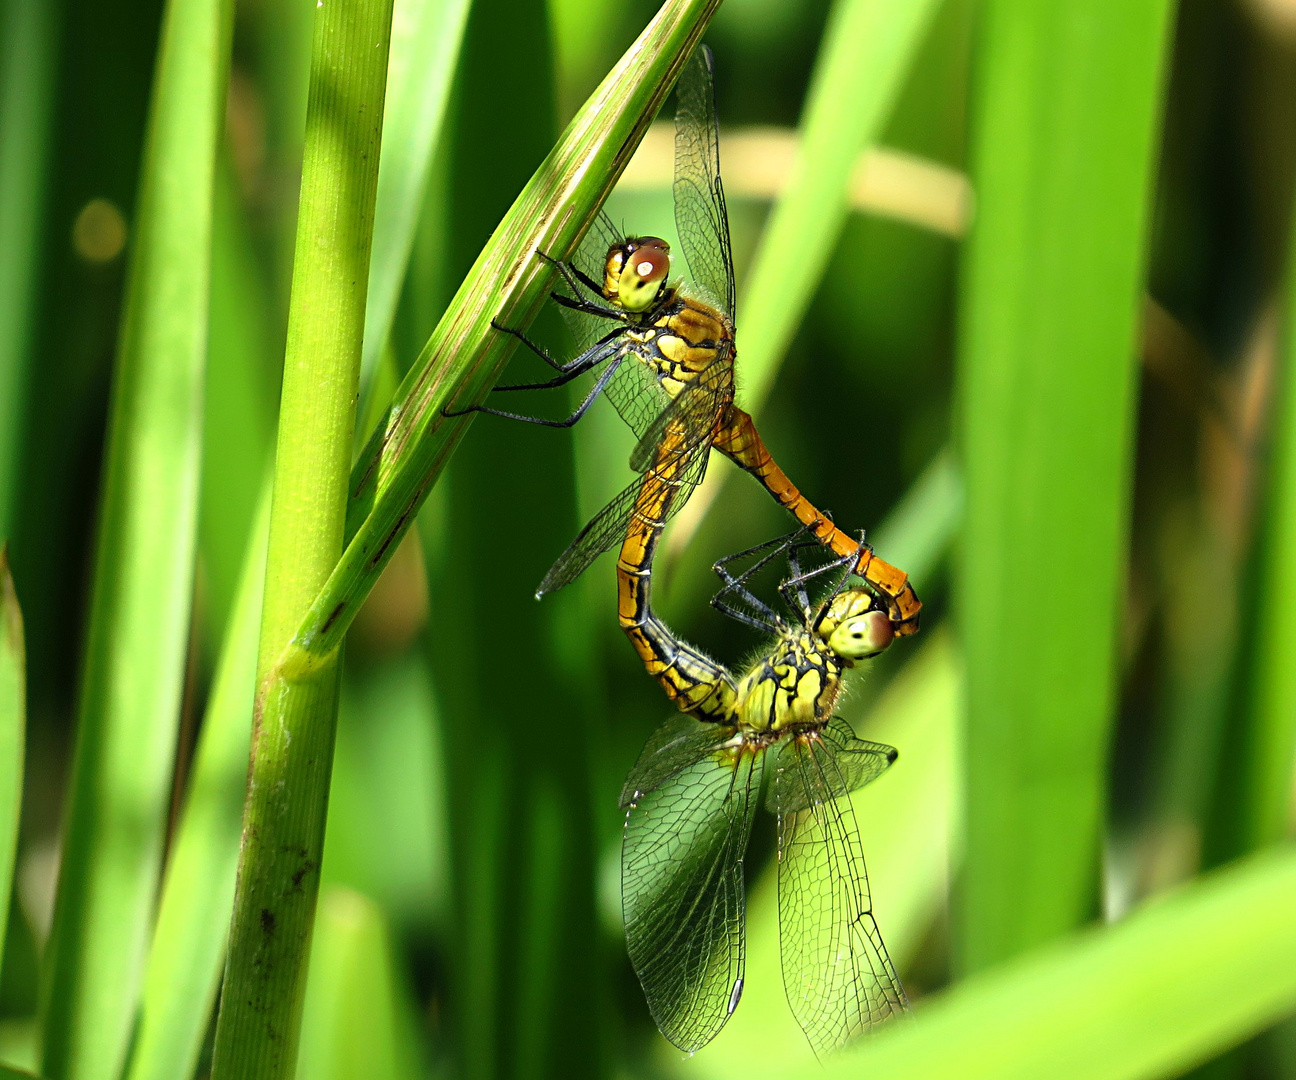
[829,610,894,660]
[628,244,669,285]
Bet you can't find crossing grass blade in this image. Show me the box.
[278,0,724,675]
[738,0,945,415]
[752,846,1296,1080]
[124,488,268,1080]
[0,549,25,971]
[955,0,1175,973]
[34,0,235,1072]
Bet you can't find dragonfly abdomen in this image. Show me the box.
[618,504,737,723]
[712,407,923,636]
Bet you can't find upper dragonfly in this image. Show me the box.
[447,45,920,636]
[617,522,909,1055]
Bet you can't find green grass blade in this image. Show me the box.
[955,0,1173,973]
[0,0,58,539]
[724,846,1296,1080]
[209,0,396,1074]
[35,0,235,1072]
[125,488,268,1080]
[421,0,604,1074]
[1233,214,1296,852]
[281,0,724,673]
[360,0,472,386]
[0,549,25,968]
[294,887,421,1080]
[738,0,944,415]
[198,162,278,646]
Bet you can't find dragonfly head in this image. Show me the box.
[816,589,894,661]
[604,236,671,313]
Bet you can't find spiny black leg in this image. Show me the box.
[709,527,814,634]
[536,249,605,301]
[444,356,622,427]
[493,368,591,393]
[490,322,622,381]
[551,292,629,322]
[490,320,569,372]
[779,539,858,622]
[710,594,780,635]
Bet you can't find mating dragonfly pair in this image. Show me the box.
[448,46,918,1056]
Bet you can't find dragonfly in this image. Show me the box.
[447,44,921,637]
[617,524,908,1055]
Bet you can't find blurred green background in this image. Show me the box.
[3,0,1296,1076]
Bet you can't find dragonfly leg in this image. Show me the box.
[551,292,630,322]
[710,529,815,633]
[444,356,622,428]
[490,320,622,378]
[781,533,871,625]
[536,248,608,302]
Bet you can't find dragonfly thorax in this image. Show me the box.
[735,633,844,734]
[603,236,671,313]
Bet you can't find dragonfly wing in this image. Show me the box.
[622,715,763,1052]
[603,352,673,443]
[627,346,733,474]
[555,208,627,355]
[768,717,897,814]
[537,393,715,596]
[770,728,908,1055]
[674,45,736,319]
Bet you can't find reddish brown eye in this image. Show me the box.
[631,246,669,283]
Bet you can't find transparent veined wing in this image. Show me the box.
[674,45,736,319]
[603,354,674,445]
[620,712,741,808]
[769,723,907,1055]
[536,373,721,595]
[622,714,763,1052]
[553,207,626,355]
[767,717,897,814]
[627,346,733,473]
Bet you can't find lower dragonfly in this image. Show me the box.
[617,514,908,1054]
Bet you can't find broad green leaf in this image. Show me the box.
[956,0,1174,972]
[697,846,1296,1080]
[36,0,235,1073]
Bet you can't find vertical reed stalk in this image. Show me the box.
[208,1,395,1075]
